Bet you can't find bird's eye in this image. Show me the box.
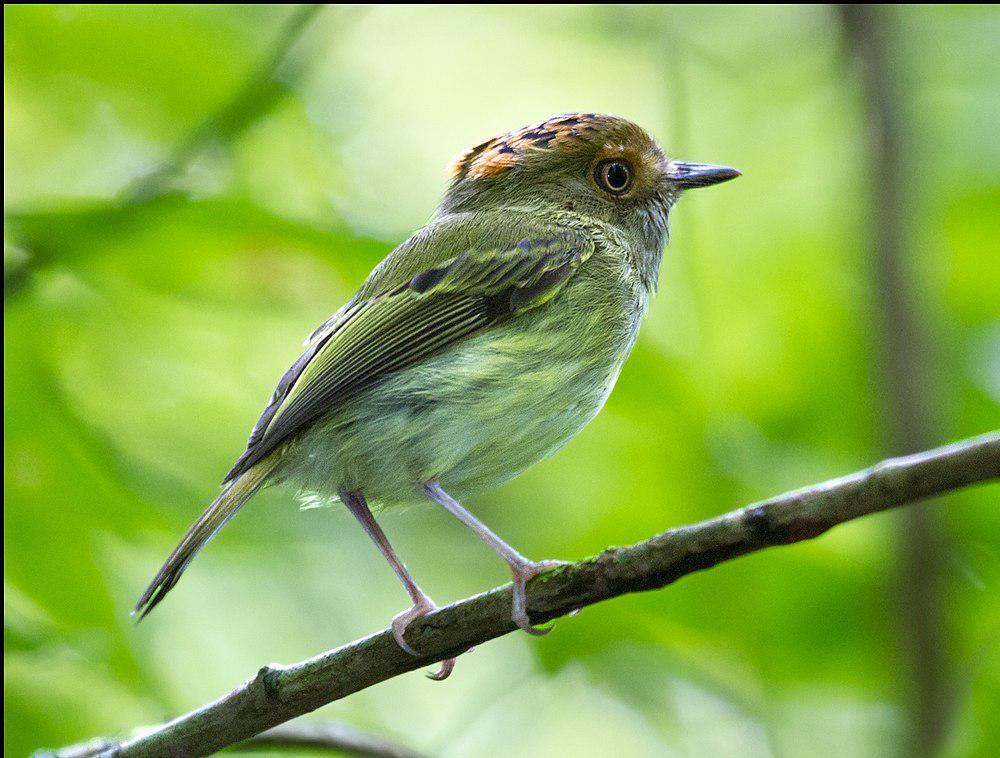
[595,159,633,195]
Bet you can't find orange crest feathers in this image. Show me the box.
[450,113,619,182]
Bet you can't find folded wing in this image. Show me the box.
[223,230,593,483]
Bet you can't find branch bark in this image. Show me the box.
[49,433,1000,757]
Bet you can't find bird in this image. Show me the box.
[134,113,739,678]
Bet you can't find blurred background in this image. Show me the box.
[4,5,998,757]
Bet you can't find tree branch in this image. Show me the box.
[240,722,423,757]
[48,433,1000,757]
[118,4,327,205]
[6,5,343,297]
[35,721,422,758]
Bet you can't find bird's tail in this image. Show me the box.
[133,456,277,621]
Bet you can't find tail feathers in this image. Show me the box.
[133,459,274,621]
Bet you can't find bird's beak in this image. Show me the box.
[668,161,741,189]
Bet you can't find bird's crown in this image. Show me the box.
[449,113,659,183]
[440,113,738,246]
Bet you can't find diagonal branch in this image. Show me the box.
[118,4,327,205]
[240,721,424,757]
[6,5,344,297]
[48,432,1000,757]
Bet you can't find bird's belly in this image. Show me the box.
[284,304,640,507]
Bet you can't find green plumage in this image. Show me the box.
[135,113,739,621]
[268,211,646,506]
[225,217,598,486]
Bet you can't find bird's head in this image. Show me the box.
[440,113,739,255]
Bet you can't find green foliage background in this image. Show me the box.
[4,5,998,756]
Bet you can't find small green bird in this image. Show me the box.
[135,113,738,677]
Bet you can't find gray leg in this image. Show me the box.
[340,490,455,680]
[422,482,565,635]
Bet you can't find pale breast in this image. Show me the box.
[283,242,649,506]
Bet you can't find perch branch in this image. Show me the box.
[46,433,1000,757]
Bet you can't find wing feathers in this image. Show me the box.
[224,229,592,483]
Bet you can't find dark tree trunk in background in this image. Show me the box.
[838,6,951,756]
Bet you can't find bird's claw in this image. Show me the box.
[426,657,456,681]
[510,559,567,635]
[391,596,457,680]
[391,555,566,676]
[391,596,437,656]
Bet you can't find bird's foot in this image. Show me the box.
[510,559,568,635]
[391,596,435,655]
[426,657,456,681]
[391,595,456,680]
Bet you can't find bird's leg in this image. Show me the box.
[340,490,455,680]
[422,482,566,635]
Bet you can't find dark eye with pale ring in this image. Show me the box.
[595,159,633,195]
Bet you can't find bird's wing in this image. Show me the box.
[223,228,593,483]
